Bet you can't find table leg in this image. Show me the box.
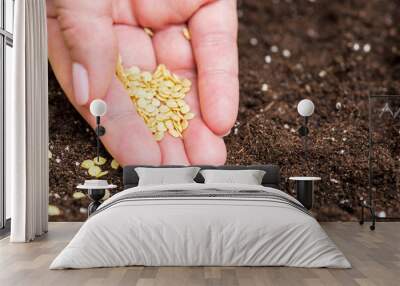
[87,189,105,216]
[296,181,314,210]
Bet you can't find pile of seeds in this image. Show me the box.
[80,156,119,178]
[116,57,195,141]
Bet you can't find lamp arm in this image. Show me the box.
[304,116,308,160]
[95,116,106,162]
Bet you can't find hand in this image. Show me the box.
[47,0,239,166]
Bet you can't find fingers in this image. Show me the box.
[102,25,162,165]
[48,18,74,97]
[153,26,226,165]
[52,0,117,106]
[134,0,215,29]
[189,0,239,136]
[152,26,191,165]
[182,79,227,165]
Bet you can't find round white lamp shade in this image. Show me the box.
[297,99,315,117]
[90,99,107,117]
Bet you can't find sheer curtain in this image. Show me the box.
[7,0,48,242]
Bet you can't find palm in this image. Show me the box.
[47,0,238,166]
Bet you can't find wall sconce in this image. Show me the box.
[297,99,315,159]
[90,99,107,162]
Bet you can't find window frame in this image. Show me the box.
[0,0,14,234]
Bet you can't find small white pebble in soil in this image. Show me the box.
[55,158,61,163]
[336,102,342,110]
[353,43,360,51]
[282,49,291,58]
[65,146,70,151]
[339,149,345,154]
[363,44,371,53]
[264,55,272,64]
[284,124,290,129]
[75,161,80,166]
[86,128,90,132]
[249,37,258,46]
[261,83,269,92]
[234,128,239,135]
[342,137,347,142]
[330,178,339,184]
[80,207,88,214]
[290,128,296,133]
[270,45,279,53]
[318,70,327,78]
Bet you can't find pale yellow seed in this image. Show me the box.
[177,99,186,107]
[172,92,185,99]
[166,99,178,108]
[154,132,164,141]
[48,205,61,216]
[169,128,182,138]
[142,71,152,82]
[126,66,141,75]
[180,104,190,114]
[145,104,156,113]
[135,89,147,98]
[164,80,174,88]
[156,113,168,121]
[182,78,191,88]
[182,87,191,93]
[151,98,161,107]
[93,156,107,166]
[181,119,189,130]
[170,113,181,121]
[159,105,170,113]
[73,192,86,199]
[137,98,148,108]
[182,27,191,40]
[165,120,174,130]
[111,159,119,170]
[96,171,109,178]
[144,27,154,37]
[144,91,154,99]
[81,159,94,169]
[184,112,195,120]
[157,122,167,132]
[88,165,102,177]
[174,121,183,133]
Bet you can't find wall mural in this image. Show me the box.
[48,0,400,222]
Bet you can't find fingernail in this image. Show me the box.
[72,63,89,105]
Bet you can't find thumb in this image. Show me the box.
[55,0,117,106]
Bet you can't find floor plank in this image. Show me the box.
[0,222,399,286]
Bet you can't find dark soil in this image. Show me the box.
[49,0,400,222]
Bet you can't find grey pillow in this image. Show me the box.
[135,167,201,186]
[200,169,266,185]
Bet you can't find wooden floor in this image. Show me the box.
[0,222,399,286]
